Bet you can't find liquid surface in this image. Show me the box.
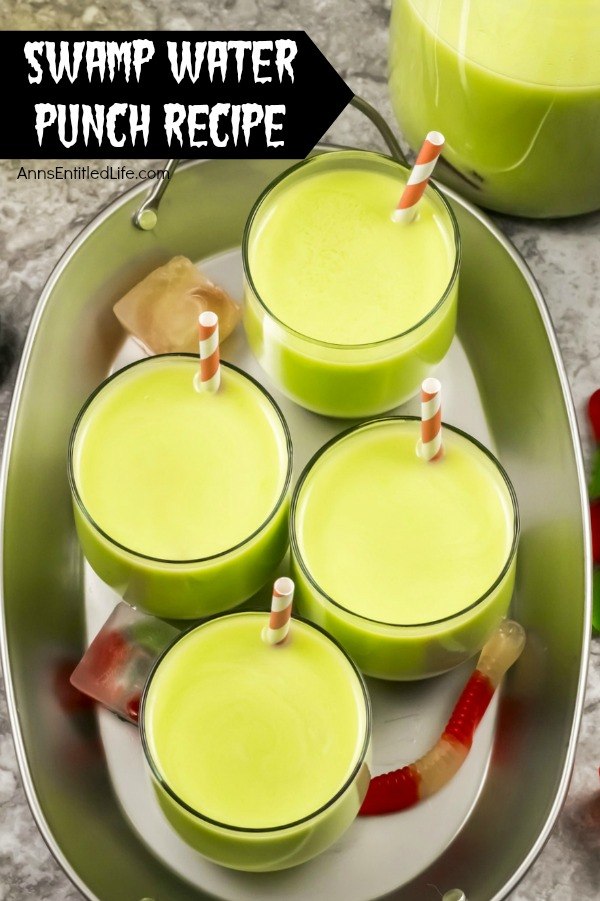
[407,0,600,87]
[73,358,288,559]
[144,614,367,829]
[249,160,455,345]
[295,420,514,624]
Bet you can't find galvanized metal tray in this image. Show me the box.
[0,152,591,901]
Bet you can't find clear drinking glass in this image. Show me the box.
[290,417,520,680]
[69,355,292,619]
[141,612,372,871]
[243,150,460,418]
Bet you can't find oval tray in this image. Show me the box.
[0,152,591,901]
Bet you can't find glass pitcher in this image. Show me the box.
[389,0,600,218]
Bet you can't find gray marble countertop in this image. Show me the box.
[0,1,599,899]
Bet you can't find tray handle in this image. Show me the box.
[349,95,407,165]
[132,95,407,231]
[132,158,180,231]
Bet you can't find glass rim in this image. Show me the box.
[68,353,293,565]
[242,149,462,350]
[139,610,372,834]
[290,416,520,629]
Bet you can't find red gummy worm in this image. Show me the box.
[588,390,600,444]
[443,670,494,749]
[85,629,128,675]
[126,693,141,723]
[359,764,420,816]
[359,670,494,817]
[590,499,600,566]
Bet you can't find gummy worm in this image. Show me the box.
[359,620,526,816]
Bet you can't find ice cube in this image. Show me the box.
[70,602,179,724]
[113,255,241,354]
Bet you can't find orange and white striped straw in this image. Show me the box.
[392,131,445,224]
[194,310,220,393]
[417,377,444,462]
[262,577,295,646]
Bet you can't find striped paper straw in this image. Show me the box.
[392,131,445,224]
[262,577,295,646]
[194,310,221,393]
[417,377,443,462]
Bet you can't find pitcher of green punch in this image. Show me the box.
[389,0,600,217]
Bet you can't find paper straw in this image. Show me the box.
[194,310,220,393]
[417,377,443,461]
[262,577,295,646]
[392,131,445,224]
